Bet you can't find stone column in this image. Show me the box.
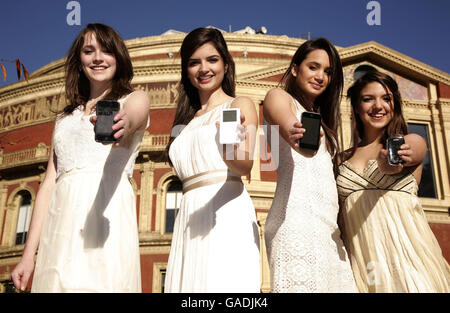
[139,159,155,233]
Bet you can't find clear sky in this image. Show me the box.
[0,0,449,87]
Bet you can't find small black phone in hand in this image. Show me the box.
[298,111,321,151]
[95,100,120,143]
[387,136,405,165]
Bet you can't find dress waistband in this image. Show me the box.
[182,169,242,193]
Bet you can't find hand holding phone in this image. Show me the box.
[219,108,241,144]
[95,100,120,143]
[298,111,321,151]
[387,136,406,165]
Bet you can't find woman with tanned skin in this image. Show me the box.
[263,38,356,293]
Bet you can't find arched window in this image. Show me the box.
[15,190,32,245]
[165,180,182,233]
[353,64,378,81]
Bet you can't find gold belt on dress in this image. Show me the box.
[182,169,242,193]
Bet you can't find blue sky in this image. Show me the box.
[0,0,449,87]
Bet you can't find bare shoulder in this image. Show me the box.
[405,133,427,149]
[263,88,293,112]
[128,90,150,104]
[124,90,150,111]
[264,88,290,102]
[231,96,255,109]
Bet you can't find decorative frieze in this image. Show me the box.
[0,96,62,133]
[134,82,178,108]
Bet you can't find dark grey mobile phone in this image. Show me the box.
[298,111,321,151]
[95,100,120,143]
[387,136,405,165]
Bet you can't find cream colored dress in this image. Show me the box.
[264,98,357,293]
[165,99,261,293]
[336,159,450,292]
[31,93,146,292]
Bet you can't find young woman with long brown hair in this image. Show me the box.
[263,38,356,292]
[164,27,260,292]
[11,23,150,292]
[336,70,450,292]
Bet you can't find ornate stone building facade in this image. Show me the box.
[1,29,449,292]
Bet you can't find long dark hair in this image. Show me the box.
[280,38,343,158]
[344,70,408,162]
[165,27,236,164]
[63,23,133,114]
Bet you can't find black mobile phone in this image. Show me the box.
[298,111,321,151]
[95,100,120,143]
[387,136,405,165]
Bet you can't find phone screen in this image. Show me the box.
[299,112,321,150]
[223,110,237,122]
[387,136,405,165]
[95,100,120,143]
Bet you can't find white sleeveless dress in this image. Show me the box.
[264,98,356,293]
[165,99,261,292]
[31,93,147,292]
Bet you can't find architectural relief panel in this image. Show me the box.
[0,95,62,133]
[343,62,428,101]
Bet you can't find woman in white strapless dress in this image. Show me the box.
[164,28,261,292]
[263,38,356,292]
[11,23,150,292]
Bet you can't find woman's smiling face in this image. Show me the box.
[80,32,117,86]
[357,81,394,135]
[291,49,331,102]
[187,42,227,94]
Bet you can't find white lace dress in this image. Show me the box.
[31,94,147,292]
[264,98,356,293]
[165,99,261,292]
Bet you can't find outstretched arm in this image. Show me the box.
[111,90,151,146]
[263,88,302,151]
[377,133,427,181]
[90,90,151,147]
[218,96,258,176]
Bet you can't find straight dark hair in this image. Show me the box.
[344,70,408,162]
[63,23,133,115]
[280,38,343,159]
[165,27,236,164]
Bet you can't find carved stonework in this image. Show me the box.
[343,62,428,101]
[340,42,450,85]
[0,81,181,133]
[134,82,178,108]
[0,95,63,133]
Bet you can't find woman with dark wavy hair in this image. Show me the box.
[11,23,150,292]
[164,27,260,292]
[263,38,356,292]
[336,70,450,292]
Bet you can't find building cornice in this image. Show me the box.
[3,35,449,109]
[340,41,450,85]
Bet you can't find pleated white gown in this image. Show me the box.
[165,100,261,293]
